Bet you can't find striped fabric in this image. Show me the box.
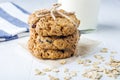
[0,2,30,42]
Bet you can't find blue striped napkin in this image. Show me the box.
[0,2,30,42]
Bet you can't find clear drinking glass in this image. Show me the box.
[58,0,100,33]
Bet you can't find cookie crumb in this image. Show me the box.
[78,59,92,66]
[53,68,59,73]
[83,63,91,66]
[82,69,102,80]
[108,57,120,68]
[92,65,100,69]
[34,69,46,75]
[70,71,77,77]
[100,48,108,53]
[48,75,59,80]
[43,67,52,72]
[85,59,92,63]
[94,55,104,61]
[60,60,67,65]
[64,76,71,80]
[92,61,101,66]
[64,68,69,73]
[111,51,117,54]
[77,59,84,64]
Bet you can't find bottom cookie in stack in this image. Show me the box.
[28,38,76,59]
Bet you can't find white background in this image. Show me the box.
[0,0,120,80]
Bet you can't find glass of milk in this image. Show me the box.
[58,0,100,33]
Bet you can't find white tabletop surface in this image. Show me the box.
[0,0,120,80]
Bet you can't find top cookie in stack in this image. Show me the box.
[28,4,80,59]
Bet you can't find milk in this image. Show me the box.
[58,0,100,31]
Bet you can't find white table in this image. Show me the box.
[0,0,120,80]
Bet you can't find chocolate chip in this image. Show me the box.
[32,24,36,28]
[46,40,52,43]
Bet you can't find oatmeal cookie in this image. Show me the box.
[28,38,75,59]
[28,9,80,36]
[29,28,80,50]
[36,32,79,50]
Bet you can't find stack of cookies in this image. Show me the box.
[28,4,80,59]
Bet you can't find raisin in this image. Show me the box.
[61,50,64,53]
[71,53,74,56]
[32,24,36,28]
[46,40,52,43]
